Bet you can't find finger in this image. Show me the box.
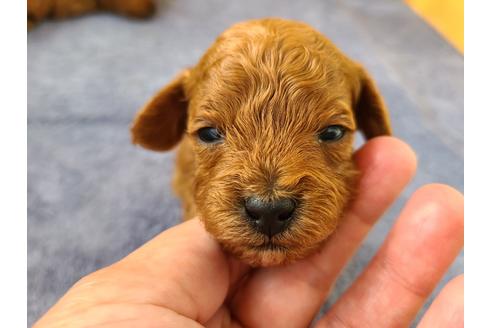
[231,137,417,328]
[418,274,464,328]
[317,184,464,328]
[68,219,250,325]
[115,219,251,323]
[204,306,243,328]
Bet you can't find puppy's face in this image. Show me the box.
[132,19,391,266]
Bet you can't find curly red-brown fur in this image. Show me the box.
[27,0,155,29]
[131,18,391,266]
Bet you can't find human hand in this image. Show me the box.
[34,137,464,328]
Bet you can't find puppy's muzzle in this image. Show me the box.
[244,197,296,237]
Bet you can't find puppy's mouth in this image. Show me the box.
[251,241,288,252]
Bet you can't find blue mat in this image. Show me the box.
[27,0,463,325]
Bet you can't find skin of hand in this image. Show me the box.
[34,137,464,328]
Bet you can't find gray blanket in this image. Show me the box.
[28,0,463,326]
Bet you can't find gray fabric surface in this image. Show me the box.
[27,0,464,326]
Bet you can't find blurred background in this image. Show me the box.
[27,0,463,326]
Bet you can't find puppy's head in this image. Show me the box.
[132,19,391,266]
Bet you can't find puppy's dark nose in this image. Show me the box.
[244,197,296,237]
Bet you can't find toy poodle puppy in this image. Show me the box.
[27,0,155,29]
[132,18,391,266]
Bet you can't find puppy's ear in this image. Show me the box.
[353,67,392,139]
[131,70,190,151]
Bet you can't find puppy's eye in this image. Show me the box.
[197,127,223,143]
[318,125,346,142]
